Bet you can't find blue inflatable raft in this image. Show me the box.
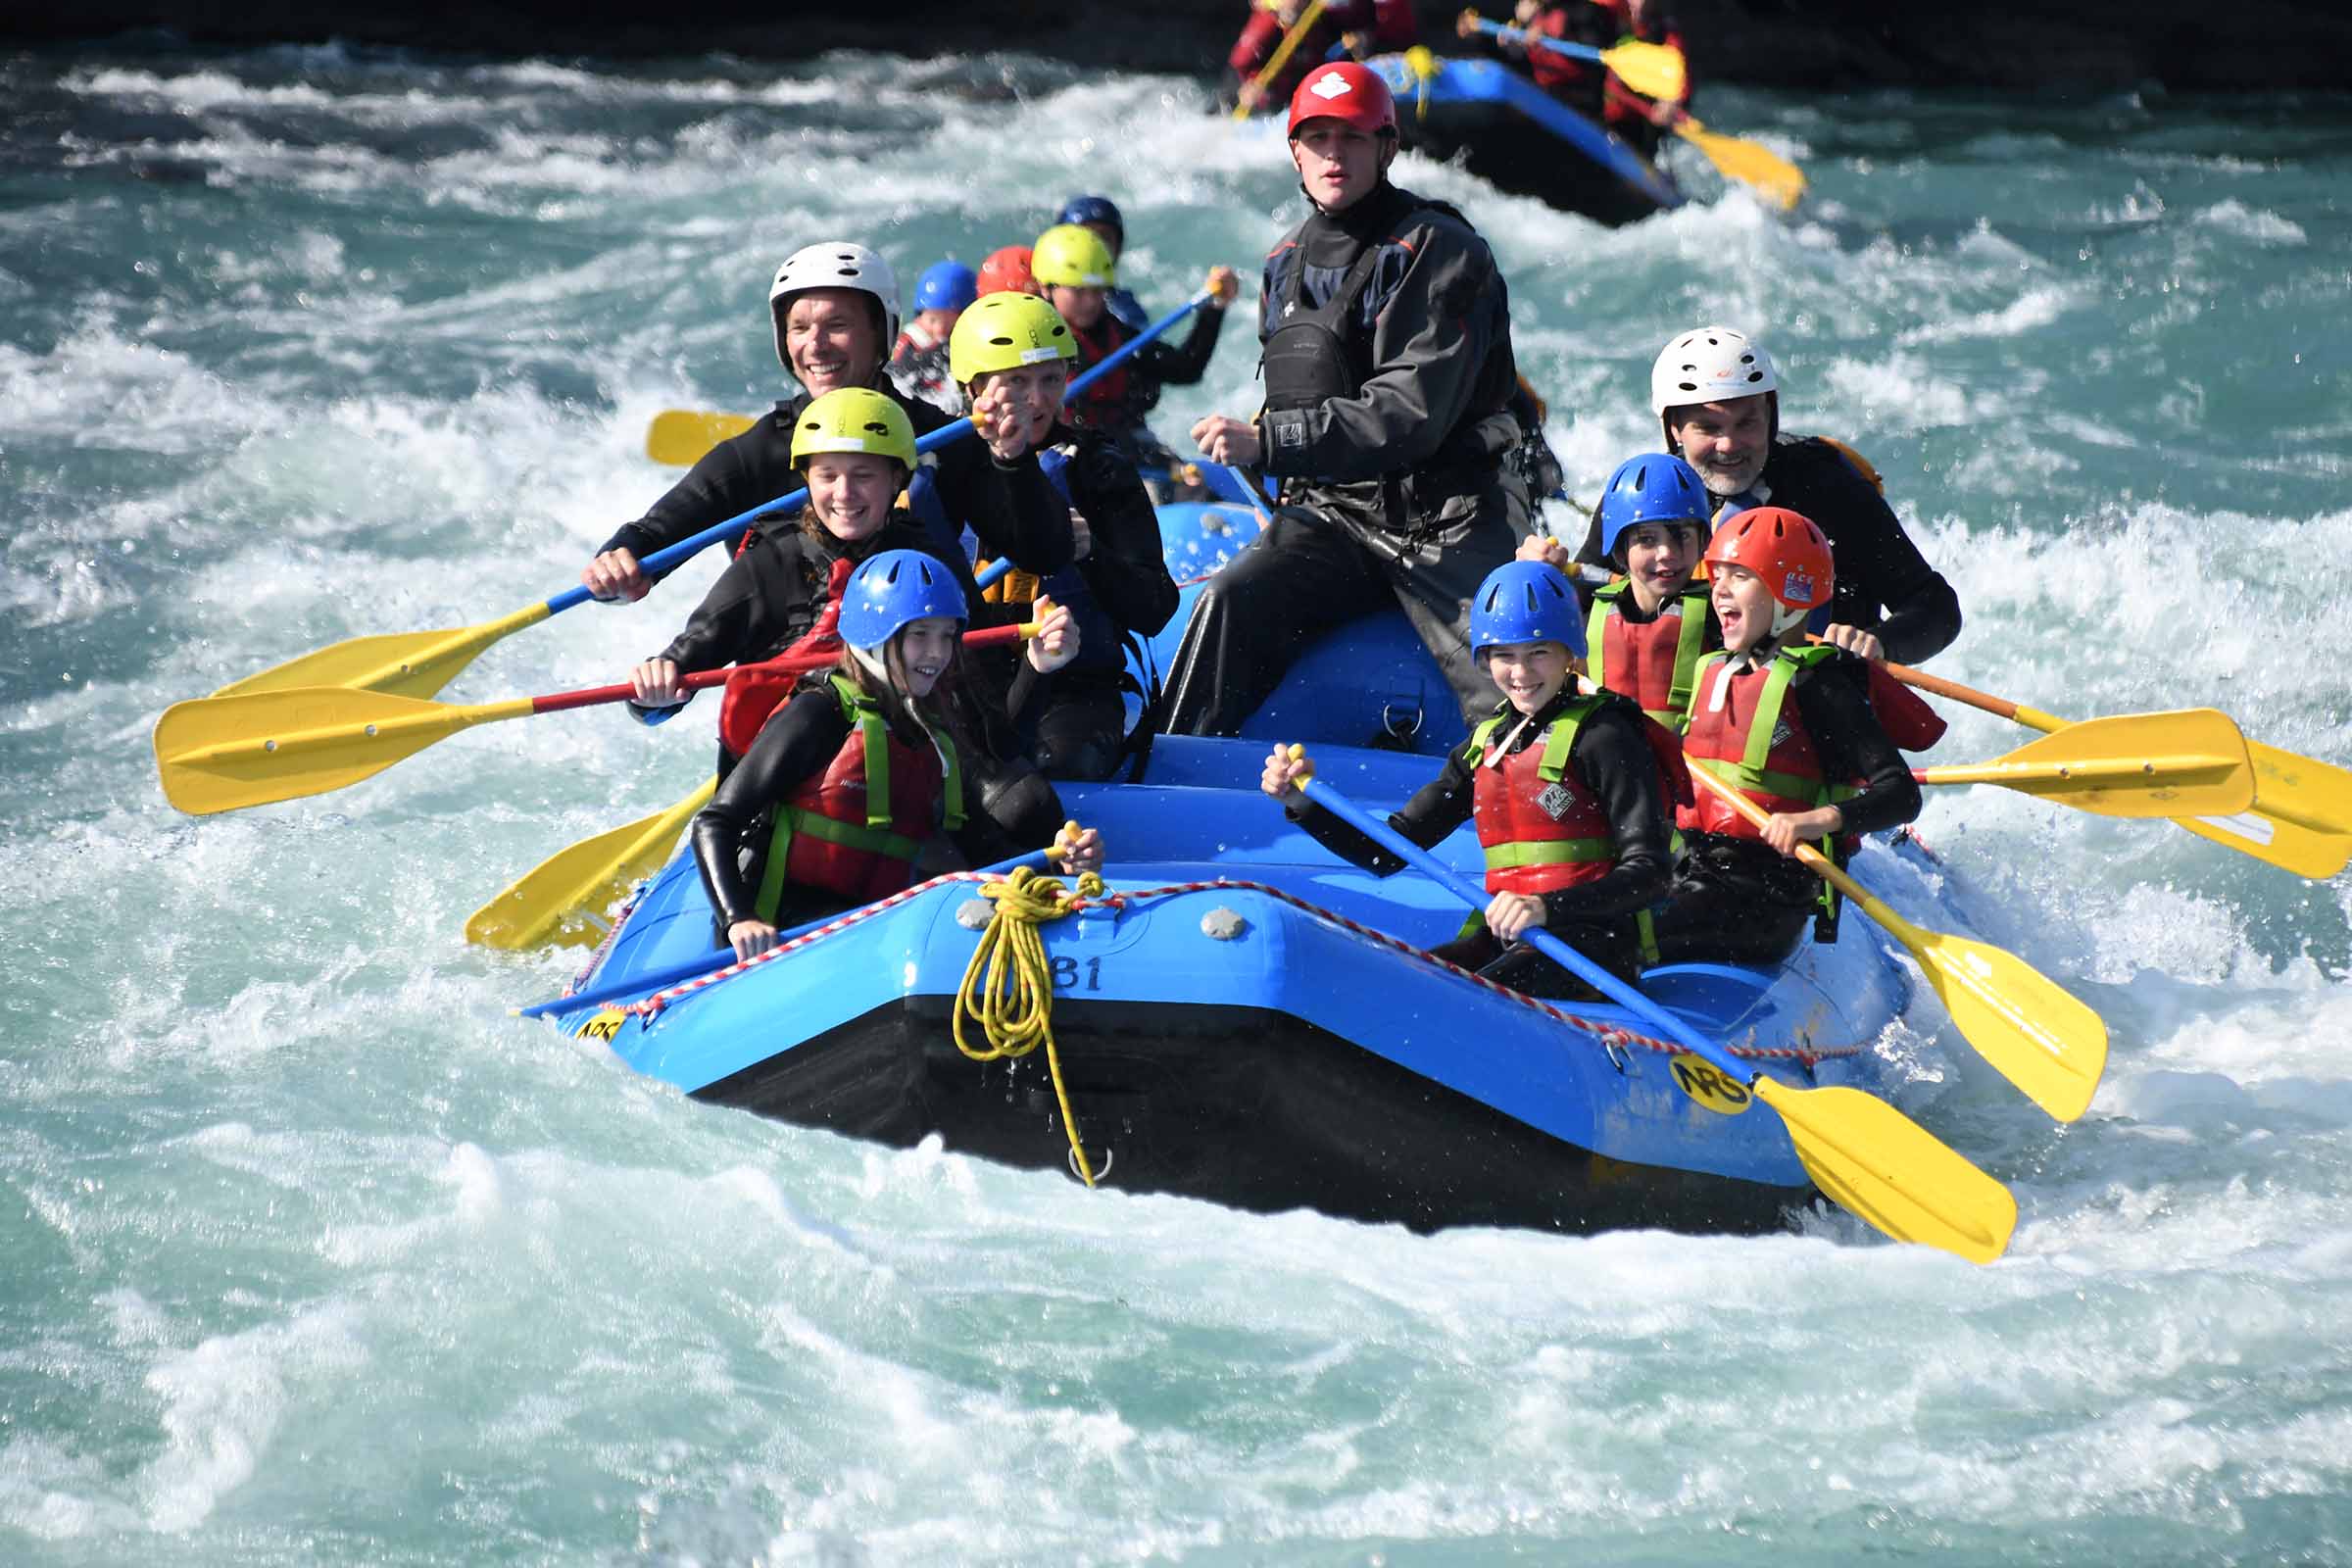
[529,503,1919,1237]
[1369,54,1682,225]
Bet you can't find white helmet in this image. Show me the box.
[768,242,901,370]
[1649,325,1779,414]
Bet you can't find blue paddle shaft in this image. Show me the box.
[549,289,1215,615]
[1467,15,1608,67]
[1295,772,1758,1087]
[1218,462,1275,525]
[516,847,1054,1019]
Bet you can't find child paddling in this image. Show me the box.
[1647,507,1922,965]
[691,549,1097,962]
[1264,560,1682,998]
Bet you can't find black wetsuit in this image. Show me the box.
[1162,180,1527,739]
[1285,690,1673,996]
[1009,426,1179,781]
[1648,648,1922,966]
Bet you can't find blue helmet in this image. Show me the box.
[838,549,969,653]
[1054,194,1123,248]
[1470,562,1586,661]
[1595,453,1711,563]
[911,259,978,315]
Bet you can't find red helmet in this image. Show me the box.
[1287,62,1397,138]
[1704,507,1834,612]
[974,244,1036,298]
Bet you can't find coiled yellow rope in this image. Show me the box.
[952,863,1107,1187]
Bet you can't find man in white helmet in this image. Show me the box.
[578,241,1074,604]
[1573,325,1961,665]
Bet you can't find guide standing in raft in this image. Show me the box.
[1169,61,1527,736]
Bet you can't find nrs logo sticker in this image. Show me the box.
[1669,1054,1753,1115]
[573,1008,628,1044]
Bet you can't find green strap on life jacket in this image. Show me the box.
[1587,579,1710,729]
[751,674,965,923]
[1464,697,1613,874]
[1463,694,1598,779]
[1691,644,1852,930]
[1483,837,1614,872]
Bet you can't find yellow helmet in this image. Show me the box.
[1030,222,1116,289]
[948,293,1078,385]
[791,387,915,469]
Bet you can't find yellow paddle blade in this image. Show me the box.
[1682,760,2108,1121]
[1917,708,2254,819]
[2008,704,2352,873]
[1866,902,2109,1123]
[1757,1079,2016,1264]
[2178,810,2352,881]
[1676,117,1805,211]
[1601,38,1686,102]
[155,686,529,815]
[466,777,716,950]
[206,602,552,702]
[646,410,757,466]
[2244,740,2352,837]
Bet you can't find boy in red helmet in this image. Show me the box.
[1646,506,1922,966]
[1169,61,1527,739]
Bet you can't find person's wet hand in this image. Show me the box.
[1515,533,1574,571]
[1485,890,1547,943]
[585,548,649,603]
[1260,743,1312,803]
[630,658,686,707]
[973,383,1031,461]
[1818,623,1885,662]
[726,919,777,962]
[1192,413,1261,467]
[1025,598,1079,674]
[1051,820,1103,877]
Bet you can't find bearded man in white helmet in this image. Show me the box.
[1574,326,1961,665]
[579,241,1074,604]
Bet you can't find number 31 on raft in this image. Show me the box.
[1671,1054,1754,1115]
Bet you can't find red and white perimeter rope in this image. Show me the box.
[575,871,1851,1067]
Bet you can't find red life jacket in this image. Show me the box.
[1680,644,1846,841]
[1584,578,1713,732]
[753,674,965,914]
[716,556,855,759]
[1067,315,1132,431]
[1463,695,1688,895]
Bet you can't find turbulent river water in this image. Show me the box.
[3,38,2350,1565]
